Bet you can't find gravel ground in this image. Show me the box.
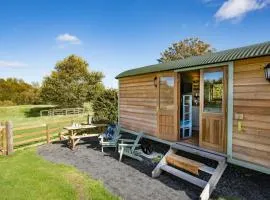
[38,138,270,200]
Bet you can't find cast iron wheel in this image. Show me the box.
[141,139,153,155]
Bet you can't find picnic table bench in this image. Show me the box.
[60,124,107,150]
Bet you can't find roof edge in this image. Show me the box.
[116,41,270,79]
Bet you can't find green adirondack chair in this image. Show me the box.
[98,125,121,152]
[118,132,144,162]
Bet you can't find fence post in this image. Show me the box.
[5,121,14,155]
[46,124,50,143]
[0,122,5,155]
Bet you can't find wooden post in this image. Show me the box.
[46,124,50,143]
[5,121,14,155]
[0,121,5,155]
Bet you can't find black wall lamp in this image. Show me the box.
[154,76,158,87]
[264,63,270,82]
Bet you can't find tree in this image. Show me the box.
[158,37,214,63]
[92,88,118,123]
[40,55,104,107]
[0,78,40,105]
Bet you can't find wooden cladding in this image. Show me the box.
[119,73,158,136]
[233,56,270,168]
[119,72,179,141]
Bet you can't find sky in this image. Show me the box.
[0,0,270,88]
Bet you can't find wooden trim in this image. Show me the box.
[177,72,181,141]
[199,69,204,147]
[227,62,234,159]
[156,74,160,137]
[228,157,270,174]
[223,66,228,153]
[118,80,120,125]
[174,62,231,72]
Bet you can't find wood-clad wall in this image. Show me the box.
[119,73,158,136]
[233,56,270,168]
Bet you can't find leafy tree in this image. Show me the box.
[0,78,40,105]
[92,88,118,123]
[40,55,104,107]
[158,37,214,63]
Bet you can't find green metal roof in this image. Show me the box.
[116,41,270,79]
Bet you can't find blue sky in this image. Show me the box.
[0,0,270,88]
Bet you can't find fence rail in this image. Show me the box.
[0,115,88,153]
[40,107,86,117]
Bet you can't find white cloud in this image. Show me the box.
[215,0,270,21]
[56,33,81,44]
[0,60,28,67]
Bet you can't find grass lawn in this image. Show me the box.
[0,148,118,200]
[0,105,89,126]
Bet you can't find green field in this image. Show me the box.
[0,148,118,200]
[0,105,89,126]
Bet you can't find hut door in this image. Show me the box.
[199,67,227,153]
[157,73,179,141]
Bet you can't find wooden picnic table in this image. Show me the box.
[62,124,107,150]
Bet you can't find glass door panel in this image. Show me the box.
[159,77,175,110]
[203,71,224,113]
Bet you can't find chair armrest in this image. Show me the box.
[98,134,105,143]
[118,143,141,148]
[98,133,105,138]
[118,139,136,143]
[115,135,122,140]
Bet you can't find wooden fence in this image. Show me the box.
[0,116,87,154]
[40,107,86,117]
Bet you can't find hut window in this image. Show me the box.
[159,77,174,109]
[203,71,223,113]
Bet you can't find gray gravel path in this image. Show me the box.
[37,139,270,200]
[38,141,194,200]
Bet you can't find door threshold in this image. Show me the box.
[176,141,227,158]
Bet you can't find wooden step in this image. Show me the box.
[152,146,227,200]
[172,143,226,163]
[166,154,216,175]
[160,165,207,188]
[166,154,204,175]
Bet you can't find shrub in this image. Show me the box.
[92,88,118,124]
[0,100,16,106]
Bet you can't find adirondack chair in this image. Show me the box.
[118,132,144,162]
[98,125,121,152]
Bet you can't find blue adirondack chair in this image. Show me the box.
[98,125,121,152]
